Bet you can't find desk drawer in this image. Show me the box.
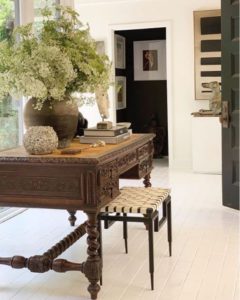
[120,155,153,179]
[118,151,138,174]
[138,142,151,160]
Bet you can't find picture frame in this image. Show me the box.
[115,34,126,69]
[115,76,126,110]
[133,40,166,81]
[194,10,221,100]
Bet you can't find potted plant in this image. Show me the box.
[0,5,111,148]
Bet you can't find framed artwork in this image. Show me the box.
[194,10,221,100]
[115,76,126,110]
[133,40,166,81]
[115,34,126,69]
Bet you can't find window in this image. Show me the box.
[0,0,20,215]
[0,0,20,152]
[34,0,59,31]
[0,0,67,218]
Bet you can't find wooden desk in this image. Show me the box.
[0,134,154,299]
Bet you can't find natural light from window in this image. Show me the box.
[0,0,19,153]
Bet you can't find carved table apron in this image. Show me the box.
[0,134,154,300]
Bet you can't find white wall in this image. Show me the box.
[74,0,220,169]
[60,0,74,6]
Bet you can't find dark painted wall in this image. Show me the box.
[115,28,168,155]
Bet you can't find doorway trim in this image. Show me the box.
[108,21,173,168]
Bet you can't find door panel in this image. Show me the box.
[221,0,239,209]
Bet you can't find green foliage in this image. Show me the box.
[0,0,18,152]
[0,0,13,41]
[0,4,111,110]
[0,114,18,150]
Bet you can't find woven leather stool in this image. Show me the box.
[99,186,172,290]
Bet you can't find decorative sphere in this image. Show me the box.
[23,126,58,155]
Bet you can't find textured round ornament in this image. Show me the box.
[23,126,58,155]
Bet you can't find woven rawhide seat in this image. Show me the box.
[101,186,170,214]
[99,186,172,290]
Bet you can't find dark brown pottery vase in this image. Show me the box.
[24,98,78,149]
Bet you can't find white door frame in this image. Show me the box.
[108,21,173,168]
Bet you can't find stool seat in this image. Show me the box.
[101,187,170,214]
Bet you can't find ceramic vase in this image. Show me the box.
[24,98,78,149]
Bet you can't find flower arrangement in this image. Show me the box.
[0,5,111,110]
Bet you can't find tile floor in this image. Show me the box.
[0,159,239,300]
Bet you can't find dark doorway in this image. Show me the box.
[114,28,168,158]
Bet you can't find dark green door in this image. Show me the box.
[221,0,239,209]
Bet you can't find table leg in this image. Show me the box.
[143,173,152,188]
[143,173,152,229]
[67,210,77,226]
[84,212,102,300]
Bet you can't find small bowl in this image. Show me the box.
[116,122,131,129]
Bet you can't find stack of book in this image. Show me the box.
[80,125,131,144]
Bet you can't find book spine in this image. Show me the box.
[84,127,128,137]
[80,132,130,144]
[115,132,131,143]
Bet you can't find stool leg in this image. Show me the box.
[166,199,172,256]
[104,212,120,229]
[148,216,154,290]
[98,216,103,286]
[123,213,128,254]
[163,201,167,218]
[154,213,159,232]
[104,213,110,229]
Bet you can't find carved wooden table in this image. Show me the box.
[0,134,154,299]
